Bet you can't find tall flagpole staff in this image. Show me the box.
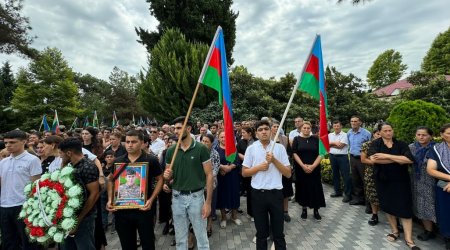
[165,27,222,176]
[270,34,319,152]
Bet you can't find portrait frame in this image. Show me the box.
[112,162,149,209]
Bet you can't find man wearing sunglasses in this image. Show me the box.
[149,128,165,158]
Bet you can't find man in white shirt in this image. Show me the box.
[0,130,41,250]
[328,121,351,202]
[288,117,304,146]
[242,120,291,250]
[149,127,165,158]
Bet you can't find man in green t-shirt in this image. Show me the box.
[164,117,213,250]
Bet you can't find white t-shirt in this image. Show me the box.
[328,131,349,155]
[242,141,290,190]
[288,129,301,141]
[48,156,63,173]
[0,151,42,207]
[149,138,165,157]
[82,148,97,161]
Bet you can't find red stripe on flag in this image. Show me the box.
[208,47,221,77]
[305,55,319,81]
[319,92,330,152]
[222,100,237,160]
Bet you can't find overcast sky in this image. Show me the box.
[1,0,449,82]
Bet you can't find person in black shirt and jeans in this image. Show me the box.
[59,137,100,250]
[106,130,163,250]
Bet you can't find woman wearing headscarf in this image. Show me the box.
[409,127,436,241]
[427,123,450,250]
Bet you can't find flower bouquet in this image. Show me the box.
[19,164,83,244]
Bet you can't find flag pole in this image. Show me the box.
[166,81,202,173]
[271,34,319,152]
[166,27,222,174]
[38,115,44,132]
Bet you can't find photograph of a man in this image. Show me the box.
[118,168,141,199]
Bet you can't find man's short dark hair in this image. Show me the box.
[44,135,63,145]
[172,116,192,128]
[126,168,136,175]
[104,127,112,133]
[143,134,150,144]
[59,137,83,154]
[210,124,218,129]
[332,120,341,125]
[350,115,361,121]
[126,130,144,141]
[4,130,27,140]
[104,150,115,157]
[255,120,270,130]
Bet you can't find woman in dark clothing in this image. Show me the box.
[237,127,256,220]
[426,123,450,250]
[367,123,419,250]
[292,121,325,221]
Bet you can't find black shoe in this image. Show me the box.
[349,200,365,205]
[171,239,176,246]
[417,230,436,241]
[162,222,170,235]
[330,193,342,198]
[284,212,291,222]
[445,238,450,250]
[301,209,307,221]
[238,208,244,215]
[313,209,321,221]
[342,195,351,203]
[368,214,378,226]
[365,206,373,214]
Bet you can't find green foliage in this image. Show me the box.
[401,71,450,114]
[0,0,37,58]
[109,67,147,125]
[139,29,212,121]
[136,0,238,63]
[422,27,450,75]
[0,61,16,106]
[367,49,407,89]
[10,48,83,130]
[320,157,332,185]
[387,100,450,143]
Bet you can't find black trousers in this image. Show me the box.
[115,209,155,250]
[158,191,172,223]
[251,188,286,250]
[0,206,39,250]
[350,156,366,202]
[243,176,253,216]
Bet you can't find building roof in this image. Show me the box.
[373,79,413,96]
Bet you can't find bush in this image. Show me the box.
[387,100,450,143]
[321,157,333,185]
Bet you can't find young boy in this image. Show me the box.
[102,150,115,230]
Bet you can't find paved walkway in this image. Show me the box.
[106,184,443,249]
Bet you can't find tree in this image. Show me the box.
[135,0,238,63]
[387,100,450,143]
[421,27,450,75]
[74,73,112,125]
[0,61,16,106]
[109,67,147,125]
[0,0,37,58]
[401,71,450,114]
[10,47,82,130]
[367,49,407,89]
[139,29,213,121]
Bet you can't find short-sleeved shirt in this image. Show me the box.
[150,138,165,157]
[347,127,371,156]
[165,140,211,191]
[288,129,301,141]
[242,140,290,190]
[114,152,162,200]
[0,151,42,207]
[72,157,99,215]
[328,131,349,155]
[427,143,450,175]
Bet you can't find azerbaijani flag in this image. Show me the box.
[40,114,50,132]
[112,111,118,128]
[52,110,60,134]
[298,35,330,156]
[83,116,90,128]
[198,26,236,162]
[93,110,99,128]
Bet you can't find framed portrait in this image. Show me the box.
[112,162,149,209]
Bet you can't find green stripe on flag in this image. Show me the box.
[202,66,222,104]
[299,72,320,100]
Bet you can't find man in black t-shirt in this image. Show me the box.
[59,138,100,250]
[106,130,163,250]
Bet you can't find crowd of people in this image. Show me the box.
[0,115,449,250]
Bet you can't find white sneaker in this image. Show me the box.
[251,217,254,222]
[232,218,242,225]
[220,220,227,228]
[252,236,256,244]
[271,242,275,250]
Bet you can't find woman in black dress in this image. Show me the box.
[292,121,325,221]
[367,123,420,250]
[237,127,256,220]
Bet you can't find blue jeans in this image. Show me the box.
[330,154,352,197]
[60,212,96,250]
[172,189,209,250]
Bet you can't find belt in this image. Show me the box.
[178,187,203,195]
[350,154,361,159]
[252,188,281,193]
[330,154,347,157]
